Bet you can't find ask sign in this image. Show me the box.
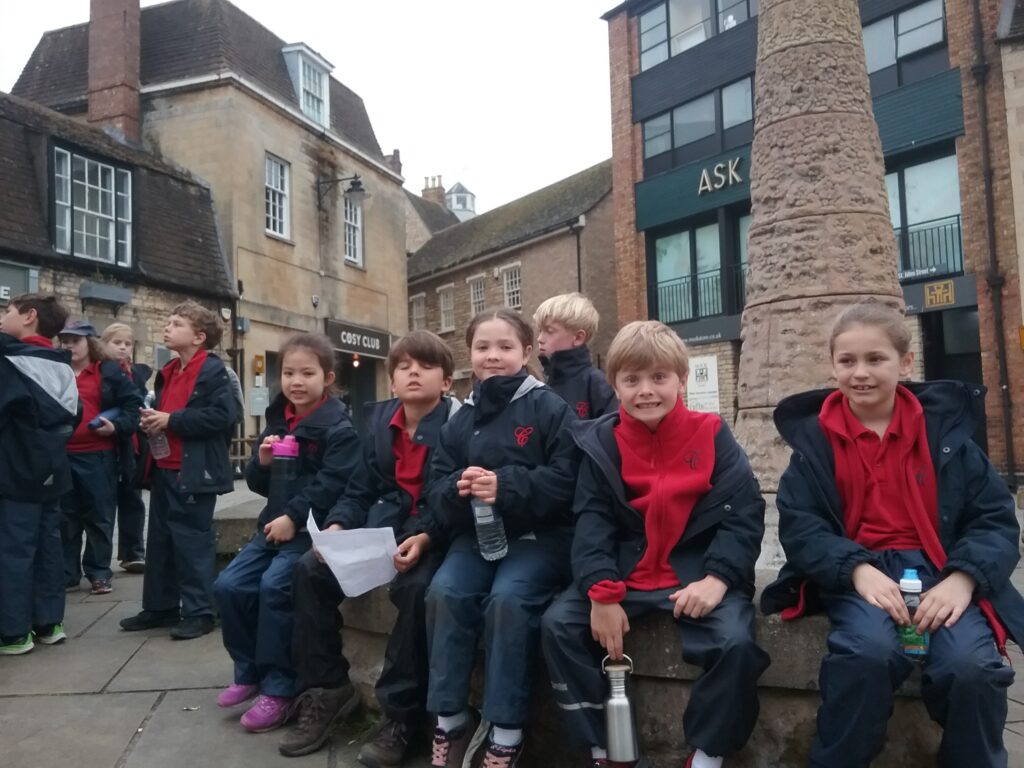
[697,157,743,196]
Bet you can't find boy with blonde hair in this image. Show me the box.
[533,292,616,419]
[541,320,769,768]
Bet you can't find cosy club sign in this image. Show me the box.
[325,319,391,359]
[697,157,744,196]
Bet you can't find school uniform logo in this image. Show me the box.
[684,450,701,470]
[514,426,534,447]
[575,401,590,419]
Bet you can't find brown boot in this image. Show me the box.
[356,717,410,767]
[278,684,360,757]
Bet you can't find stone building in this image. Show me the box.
[407,160,615,397]
[604,0,1023,481]
[13,0,409,435]
[1000,1,1024,354]
[0,92,234,367]
[405,187,460,255]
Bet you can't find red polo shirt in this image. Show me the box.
[21,335,54,349]
[284,395,329,432]
[390,405,429,512]
[67,361,115,454]
[156,349,208,470]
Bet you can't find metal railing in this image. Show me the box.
[656,263,750,325]
[895,215,963,283]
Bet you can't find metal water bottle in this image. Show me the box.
[603,654,639,762]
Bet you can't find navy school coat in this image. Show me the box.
[93,359,144,477]
[539,345,618,420]
[760,380,1024,645]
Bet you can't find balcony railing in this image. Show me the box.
[656,263,748,324]
[895,214,963,283]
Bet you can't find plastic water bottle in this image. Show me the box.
[143,391,171,460]
[269,435,300,517]
[898,568,930,657]
[472,498,508,561]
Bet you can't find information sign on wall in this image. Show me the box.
[686,355,720,414]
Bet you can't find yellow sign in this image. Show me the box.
[924,280,955,309]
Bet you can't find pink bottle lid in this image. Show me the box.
[272,434,300,458]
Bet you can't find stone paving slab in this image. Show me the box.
[0,636,144,695]
[0,691,158,768]
[78,600,172,640]
[107,631,232,692]
[63,598,116,637]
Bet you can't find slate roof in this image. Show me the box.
[405,191,460,234]
[447,182,472,196]
[998,0,1024,41]
[0,91,234,299]
[408,159,612,282]
[11,0,383,161]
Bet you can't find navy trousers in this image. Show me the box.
[142,469,217,619]
[810,549,1014,768]
[0,497,65,638]
[214,533,310,697]
[116,474,147,563]
[61,450,118,583]
[426,530,572,726]
[542,588,769,756]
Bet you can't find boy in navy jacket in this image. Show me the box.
[280,331,459,763]
[0,294,79,654]
[534,292,617,419]
[120,301,237,640]
[542,321,769,768]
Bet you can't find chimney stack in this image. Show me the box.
[384,149,402,175]
[88,0,141,142]
[422,175,446,207]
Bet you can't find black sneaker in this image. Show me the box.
[479,739,524,768]
[169,615,215,640]
[119,609,180,631]
[278,684,361,757]
[357,717,409,767]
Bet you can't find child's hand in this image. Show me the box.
[469,471,498,505]
[140,408,170,434]
[258,435,282,467]
[669,575,728,619]
[914,571,976,633]
[313,524,343,563]
[852,563,911,625]
[591,600,630,659]
[457,467,487,497]
[93,417,116,436]
[264,514,296,544]
[394,533,431,573]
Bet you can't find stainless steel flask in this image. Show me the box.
[603,654,639,762]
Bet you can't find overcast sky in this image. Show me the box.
[0,0,613,213]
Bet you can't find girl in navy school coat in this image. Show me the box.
[213,332,362,734]
[761,303,1023,768]
[425,308,580,768]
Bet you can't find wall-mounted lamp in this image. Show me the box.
[352,353,361,368]
[315,174,370,211]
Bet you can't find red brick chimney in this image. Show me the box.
[87,0,141,142]
[422,175,446,207]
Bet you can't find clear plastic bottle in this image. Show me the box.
[898,568,930,657]
[472,498,508,561]
[143,391,171,460]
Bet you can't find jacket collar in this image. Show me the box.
[464,371,545,415]
[267,392,347,433]
[540,345,593,385]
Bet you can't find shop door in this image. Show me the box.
[920,308,987,451]
[334,353,378,436]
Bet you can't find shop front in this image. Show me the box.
[324,319,391,435]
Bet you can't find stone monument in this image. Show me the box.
[736,0,905,567]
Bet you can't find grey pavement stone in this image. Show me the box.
[79,600,173,640]
[63,598,116,638]
[107,631,232,692]
[0,636,143,695]
[0,692,158,768]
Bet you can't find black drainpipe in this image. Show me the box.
[970,0,1017,489]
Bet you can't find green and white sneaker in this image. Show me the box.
[33,623,67,645]
[0,634,34,655]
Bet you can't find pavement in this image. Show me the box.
[0,483,1021,767]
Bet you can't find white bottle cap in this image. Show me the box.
[899,568,923,593]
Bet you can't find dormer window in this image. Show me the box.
[53,146,132,268]
[281,44,334,128]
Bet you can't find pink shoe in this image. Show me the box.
[240,694,292,733]
[217,683,259,708]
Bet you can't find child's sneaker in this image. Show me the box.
[0,634,34,655]
[90,579,113,595]
[429,713,480,768]
[240,694,293,733]
[217,683,259,708]
[480,739,524,768]
[32,623,67,645]
[119,559,146,574]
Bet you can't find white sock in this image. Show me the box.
[591,746,608,760]
[691,749,723,768]
[437,711,469,733]
[490,726,523,747]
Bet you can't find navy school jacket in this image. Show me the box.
[143,352,238,494]
[0,333,80,502]
[540,345,618,420]
[570,411,765,600]
[760,381,1024,644]
[325,396,461,541]
[93,360,144,476]
[427,372,580,540]
[245,393,362,531]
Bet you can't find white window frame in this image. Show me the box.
[501,265,522,310]
[466,274,486,315]
[344,196,364,267]
[409,293,426,331]
[54,146,132,267]
[437,284,455,332]
[300,59,328,126]
[264,154,290,238]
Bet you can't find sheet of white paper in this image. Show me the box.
[307,511,398,597]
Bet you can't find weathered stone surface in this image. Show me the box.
[757,494,787,571]
[733,407,790,492]
[756,0,862,61]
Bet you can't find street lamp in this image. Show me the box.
[315,174,370,211]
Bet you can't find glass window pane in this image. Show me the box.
[886,172,902,228]
[738,214,752,267]
[904,155,959,225]
[643,113,672,158]
[722,77,753,129]
[673,94,716,145]
[695,223,720,274]
[863,17,896,73]
[898,0,942,32]
[656,232,691,282]
[641,44,670,70]
[718,0,748,31]
[640,4,667,32]
[641,24,668,51]
[897,19,943,57]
